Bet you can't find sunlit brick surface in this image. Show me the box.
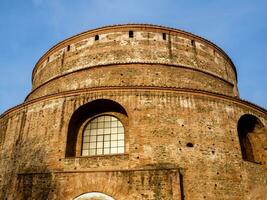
[0,24,266,200]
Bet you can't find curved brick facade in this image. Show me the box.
[27,24,238,100]
[0,24,266,200]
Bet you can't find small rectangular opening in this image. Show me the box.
[67,45,70,51]
[95,35,99,41]
[191,40,196,47]
[129,30,134,38]
[163,33,166,40]
[47,56,50,62]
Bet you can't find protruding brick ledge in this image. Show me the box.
[1,86,266,119]
[17,167,181,175]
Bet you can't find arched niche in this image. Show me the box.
[65,99,128,157]
[73,192,115,200]
[237,114,266,163]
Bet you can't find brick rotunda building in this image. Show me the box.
[0,24,266,200]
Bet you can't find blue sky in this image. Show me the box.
[0,0,266,114]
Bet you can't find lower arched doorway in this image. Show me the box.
[73,192,115,200]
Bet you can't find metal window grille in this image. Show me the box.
[82,115,125,156]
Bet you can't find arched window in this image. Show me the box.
[66,99,128,157]
[237,114,265,163]
[82,115,125,156]
[73,192,115,200]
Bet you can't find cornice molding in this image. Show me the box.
[1,86,266,119]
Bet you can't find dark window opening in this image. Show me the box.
[191,40,196,47]
[67,45,70,51]
[237,114,264,163]
[95,35,99,41]
[47,56,50,62]
[163,33,166,40]
[129,30,134,38]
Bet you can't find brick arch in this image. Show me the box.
[65,99,128,157]
[73,192,115,200]
[237,114,266,163]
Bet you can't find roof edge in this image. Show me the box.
[31,23,238,82]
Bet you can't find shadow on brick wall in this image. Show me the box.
[0,114,55,200]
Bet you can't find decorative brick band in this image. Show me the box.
[1,86,266,119]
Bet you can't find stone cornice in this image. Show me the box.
[1,86,266,119]
[17,166,182,176]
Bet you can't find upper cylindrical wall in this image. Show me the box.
[27,24,238,100]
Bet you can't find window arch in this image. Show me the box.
[82,115,125,156]
[66,99,128,157]
[73,192,115,200]
[237,114,265,163]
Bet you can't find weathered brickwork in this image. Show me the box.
[0,24,266,200]
[27,64,234,100]
[28,25,238,100]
